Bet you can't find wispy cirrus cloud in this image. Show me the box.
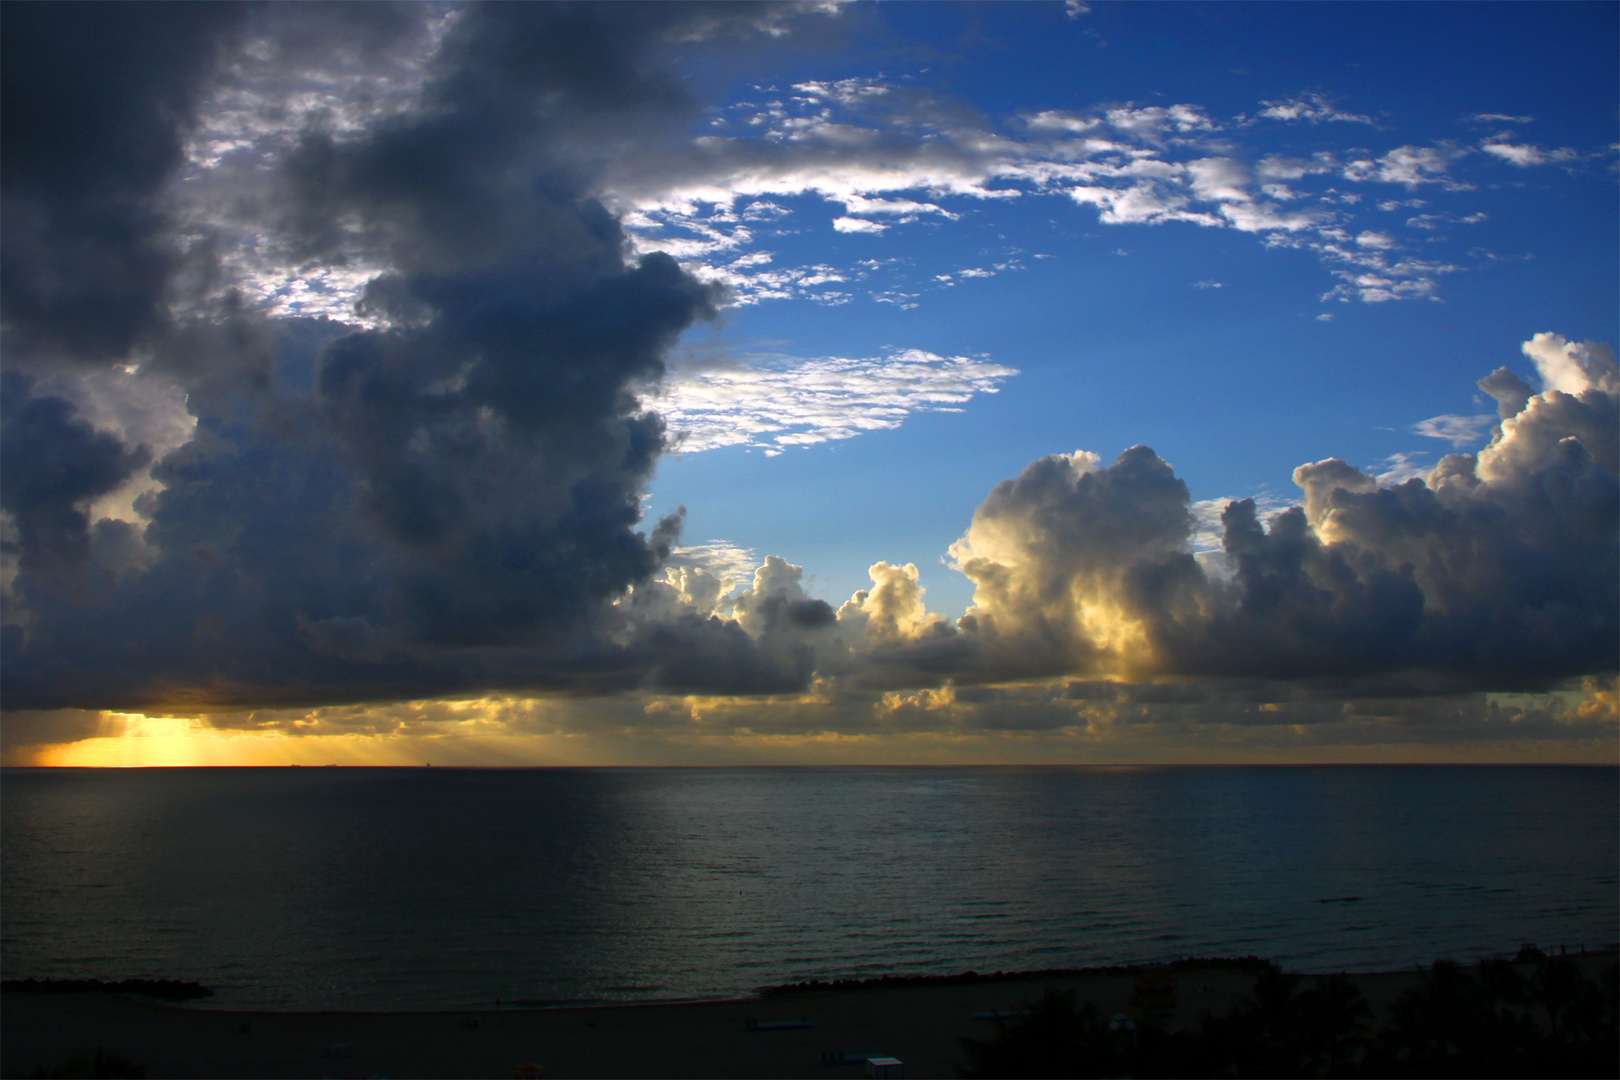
[170,32,1602,326]
[648,349,1017,455]
[665,540,761,596]
[603,82,1586,313]
[1413,413,1497,447]
[1255,93,1375,126]
[1480,138,1581,167]
[1374,451,1434,486]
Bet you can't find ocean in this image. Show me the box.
[2,766,1615,1011]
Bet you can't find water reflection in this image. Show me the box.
[3,766,1615,1009]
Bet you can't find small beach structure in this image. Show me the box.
[819,1051,884,1065]
[864,1056,904,1078]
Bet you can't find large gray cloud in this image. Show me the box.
[856,333,1618,698]
[1,372,152,569]
[0,2,246,362]
[1,3,823,711]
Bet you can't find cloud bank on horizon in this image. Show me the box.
[2,2,1615,763]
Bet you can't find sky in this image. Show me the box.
[2,0,1616,767]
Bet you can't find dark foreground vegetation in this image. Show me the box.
[24,1046,146,1079]
[0,979,211,1002]
[958,950,1619,1078]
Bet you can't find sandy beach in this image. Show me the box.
[6,952,1613,1079]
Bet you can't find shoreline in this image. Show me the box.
[9,946,1612,1015]
[6,950,1614,1078]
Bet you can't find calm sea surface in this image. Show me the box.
[3,766,1615,1010]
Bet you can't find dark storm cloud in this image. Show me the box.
[273,0,812,276]
[0,372,152,568]
[636,614,818,696]
[0,709,123,758]
[1,3,825,711]
[628,554,838,695]
[1,2,243,362]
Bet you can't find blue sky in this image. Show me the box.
[2,1,1615,765]
[634,1,1619,615]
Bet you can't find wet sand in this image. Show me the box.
[5,953,1613,1079]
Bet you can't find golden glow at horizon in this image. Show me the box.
[39,715,297,767]
[29,711,576,768]
[30,714,463,768]
[15,680,1618,767]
